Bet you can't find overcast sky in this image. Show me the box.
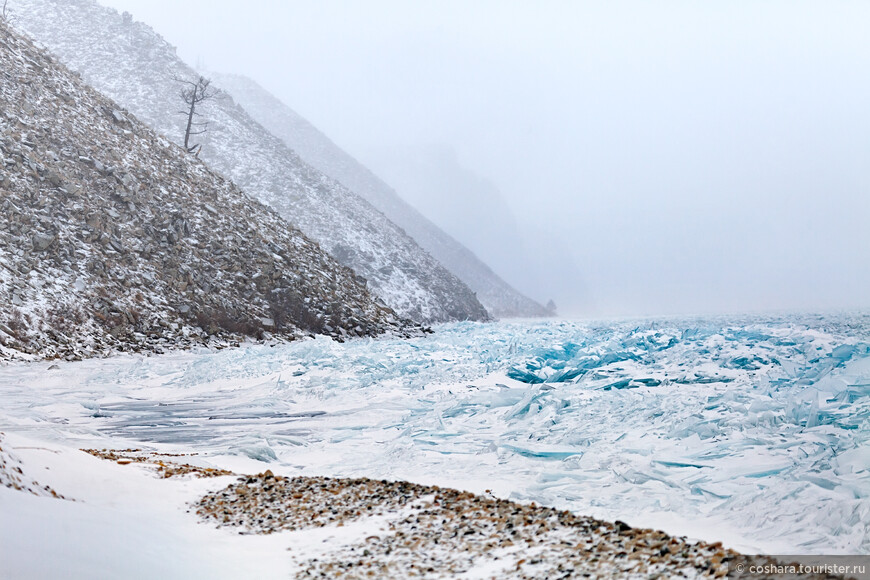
[98,0,870,318]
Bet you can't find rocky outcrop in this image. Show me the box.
[0,21,409,361]
[10,0,490,324]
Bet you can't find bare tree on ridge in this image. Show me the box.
[175,75,215,155]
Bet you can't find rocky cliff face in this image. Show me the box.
[212,74,550,320]
[0,21,408,361]
[10,0,490,324]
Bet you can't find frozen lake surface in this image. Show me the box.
[1,314,868,554]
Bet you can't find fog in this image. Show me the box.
[98,0,870,318]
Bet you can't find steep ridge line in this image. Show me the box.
[211,73,550,319]
[0,20,410,361]
[11,0,490,324]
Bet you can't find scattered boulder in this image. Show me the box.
[31,232,56,251]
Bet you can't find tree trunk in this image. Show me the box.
[183,85,197,152]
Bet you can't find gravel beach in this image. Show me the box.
[2,435,854,579]
[196,471,846,579]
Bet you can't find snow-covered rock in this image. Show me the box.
[10,0,489,324]
[210,73,550,319]
[0,21,408,361]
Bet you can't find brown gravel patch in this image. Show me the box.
[196,472,846,579]
[82,448,234,479]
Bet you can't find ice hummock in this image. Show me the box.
[1,313,868,554]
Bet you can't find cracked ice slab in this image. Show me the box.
[0,314,868,554]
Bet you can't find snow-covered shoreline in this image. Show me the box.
[0,431,296,579]
[2,316,868,565]
[0,432,766,579]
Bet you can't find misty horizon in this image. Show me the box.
[95,0,870,319]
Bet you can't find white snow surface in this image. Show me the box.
[1,313,869,568]
[0,431,381,580]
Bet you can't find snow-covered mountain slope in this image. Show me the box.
[0,21,408,361]
[211,73,550,320]
[10,0,488,324]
